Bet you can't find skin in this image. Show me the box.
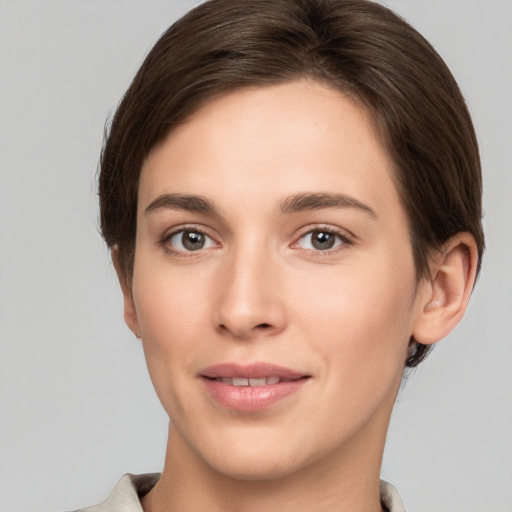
[115,80,478,512]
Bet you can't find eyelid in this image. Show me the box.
[160,224,221,256]
[159,223,353,257]
[290,225,354,253]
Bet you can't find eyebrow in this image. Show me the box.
[145,194,217,215]
[279,192,377,218]
[144,192,377,218]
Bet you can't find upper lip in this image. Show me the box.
[200,362,309,380]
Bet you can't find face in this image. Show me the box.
[125,80,426,480]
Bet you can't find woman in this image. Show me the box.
[81,0,483,510]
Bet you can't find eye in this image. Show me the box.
[166,229,217,253]
[295,229,348,252]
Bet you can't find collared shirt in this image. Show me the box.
[74,473,406,512]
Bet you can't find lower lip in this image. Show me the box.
[201,378,309,412]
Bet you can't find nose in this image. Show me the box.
[214,247,287,340]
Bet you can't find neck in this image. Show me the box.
[141,419,388,512]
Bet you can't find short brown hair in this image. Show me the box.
[99,0,484,366]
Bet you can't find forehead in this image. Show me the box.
[139,79,400,218]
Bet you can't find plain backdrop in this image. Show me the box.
[0,1,511,511]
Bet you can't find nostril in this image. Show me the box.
[216,321,276,339]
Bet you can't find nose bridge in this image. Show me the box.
[215,234,285,338]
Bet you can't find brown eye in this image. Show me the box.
[168,230,216,252]
[182,231,205,250]
[296,229,347,251]
[311,231,336,250]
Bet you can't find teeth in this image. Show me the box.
[216,376,281,386]
[249,377,266,386]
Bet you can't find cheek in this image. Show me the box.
[133,257,211,339]
[289,263,416,439]
[131,262,214,408]
[291,256,416,373]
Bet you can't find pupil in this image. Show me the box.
[312,231,335,250]
[182,231,204,251]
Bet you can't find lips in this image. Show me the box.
[200,363,310,412]
[201,362,306,380]
[213,376,282,386]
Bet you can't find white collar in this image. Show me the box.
[76,473,407,512]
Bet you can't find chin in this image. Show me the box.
[207,451,304,482]
[192,426,323,482]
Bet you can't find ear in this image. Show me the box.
[412,233,479,345]
[111,247,141,338]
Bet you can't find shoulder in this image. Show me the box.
[70,474,403,511]
[380,480,407,512]
[70,473,160,512]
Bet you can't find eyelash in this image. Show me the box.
[291,226,353,256]
[160,225,219,258]
[160,225,353,258]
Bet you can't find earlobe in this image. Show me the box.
[111,247,141,338]
[412,233,478,345]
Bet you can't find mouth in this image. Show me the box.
[199,363,311,412]
[206,376,296,386]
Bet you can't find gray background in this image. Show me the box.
[0,1,510,511]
